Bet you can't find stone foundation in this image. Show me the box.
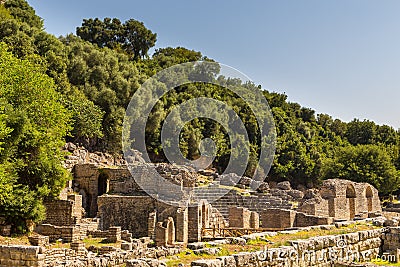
[261,208,333,230]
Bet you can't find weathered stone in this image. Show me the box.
[276,181,291,190]
[191,259,222,267]
[256,182,269,193]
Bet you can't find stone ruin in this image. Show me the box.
[299,179,381,220]
[65,160,383,239]
[0,143,387,266]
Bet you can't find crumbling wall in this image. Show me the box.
[191,229,383,267]
[43,195,83,226]
[0,245,44,267]
[97,195,156,237]
[298,179,382,221]
[193,184,293,219]
[261,208,333,230]
[229,207,251,228]
[34,224,83,242]
[155,217,175,247]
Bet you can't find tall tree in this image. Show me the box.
[0,43,71,231]
[122,19,156,60]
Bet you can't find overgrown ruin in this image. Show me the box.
[0,145,395,267]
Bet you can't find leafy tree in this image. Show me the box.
[153,47,202,68]
[0,43,71,231]
[77,17,156,60]
[322,144,399,194]
[4,0,43,29]
[345,119,376,145]
[122,19,156,60]
[76,18,123,49]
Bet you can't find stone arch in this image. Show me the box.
[346,184,356,219]
[366,186,373,212]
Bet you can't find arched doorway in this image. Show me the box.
[366,186,373,212]
[98,172,109,196]
[346,184,356,220]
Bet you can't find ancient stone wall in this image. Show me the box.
[0,245,44,267]
[298,179,381,221]
[261,208,296,230]
[73,164,102,217]
[249,211,259,229]
[193,185,293,219]
[382,226,400,253]
[43,195,83,226]
[191,229,384,267]
[229,207,251,228]
[209,208,228,229]
[35,224,82,242]
[97,195,156,237]
[155,217,175,247]
[261,208,333,230]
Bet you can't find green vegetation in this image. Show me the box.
[0,0,400,231]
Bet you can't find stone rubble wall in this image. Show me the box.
[35,224,83,243]
[63,143,126,171]
[97,195,157,237]
[43,196,83,226]
[193,185,293,219]
[191,229,384,267]
[382,226,400,252]
[0,245,44,267]
[261,208,333,230]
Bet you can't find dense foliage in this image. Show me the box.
[0,0,399,231]
[0,43,70,231]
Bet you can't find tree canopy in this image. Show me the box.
[1,0,400,232]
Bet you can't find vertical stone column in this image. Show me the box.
[250,211,259,229]
[229,207,251,228]
[107,226,121,243]
[148,211,157,239]
[188,204,202,242]
[175,207,188,243]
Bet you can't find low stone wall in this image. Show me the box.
[97,195,157,237]
[35,224,83,242]
[0,240,180,267]
[191,229,384,267]
[88,227,123,242]
[261,208,333,230]
[382,226,400,252]
[0,245,44,267]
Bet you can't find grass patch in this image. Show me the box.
[370,259,400,266]
[82,237,121,248]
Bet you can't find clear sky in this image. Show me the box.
[28,0,400,129]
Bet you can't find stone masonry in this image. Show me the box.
[298,179,381,221]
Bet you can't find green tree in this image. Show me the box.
[123,19,156,60]
[345,119,376,145]
[76,17,156,60]
[0,43,71,231]
[322,144,399,195]
[4,0,43,29]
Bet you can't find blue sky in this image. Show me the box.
[28,0,400,129]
